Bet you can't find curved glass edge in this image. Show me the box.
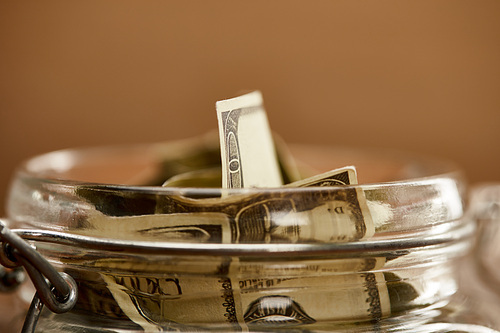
[11,216,474,258]
[469,183,500,297]
[6,143,466,246]
[6,170,465,242]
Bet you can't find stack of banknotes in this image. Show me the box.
[72,91,418,331]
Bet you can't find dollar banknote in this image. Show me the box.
[138,132,223,187]
[92,256,400,331]
[160,165,355,189]
[156,166,373,243]
[79,166,374,243]
[216,91,283,188]
[162,167,222,188]
[284,166,357,187]
[68,251,417,331]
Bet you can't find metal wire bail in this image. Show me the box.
[0,219,78,333]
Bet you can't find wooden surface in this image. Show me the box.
[1,1,500,216]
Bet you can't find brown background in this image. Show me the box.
[1,1,500,216]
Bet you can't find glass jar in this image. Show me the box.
[468,184,500,303]
[5,141,500,332]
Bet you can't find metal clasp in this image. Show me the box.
[0,219,78,333]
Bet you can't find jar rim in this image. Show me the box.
[7,142,466,250]
[18,141,461,188]
[12,217,474,257]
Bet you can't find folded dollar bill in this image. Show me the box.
[216,91,283,188]
[79,166,373,243]
[90,256,418,331]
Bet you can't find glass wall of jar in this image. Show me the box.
[4,140,500,332]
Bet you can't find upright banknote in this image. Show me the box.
[216,91,283,188]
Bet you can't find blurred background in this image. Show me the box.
[1,1,500,216]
